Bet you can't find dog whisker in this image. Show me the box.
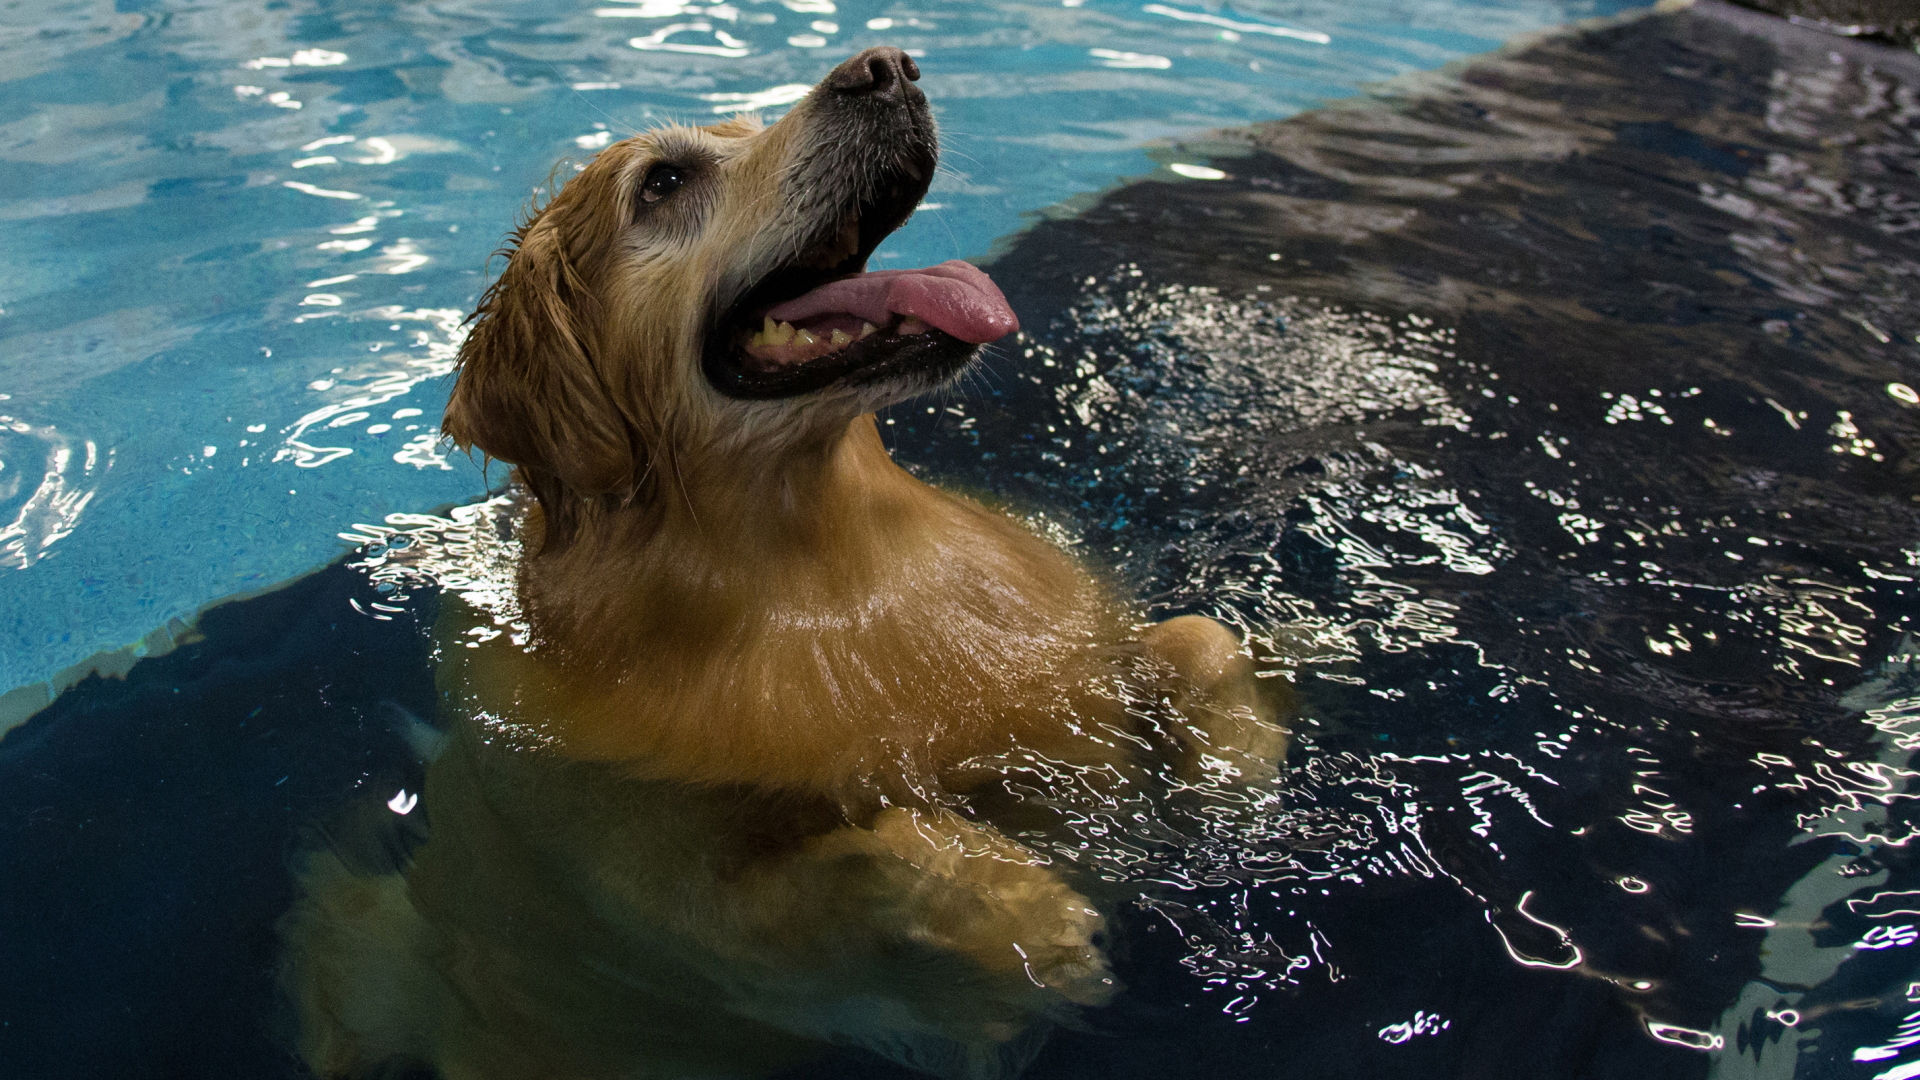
[543,56,649,141]
[932,142,982,169]
[669,453,701,532]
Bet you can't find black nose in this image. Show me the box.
[825,46,920,100]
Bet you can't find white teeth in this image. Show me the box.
[748,317,798,348]
[746,318,876,354]
[897,316,931,336]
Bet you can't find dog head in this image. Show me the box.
[444,47,1017,537]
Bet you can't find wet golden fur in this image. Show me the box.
[283,61,1285,1080]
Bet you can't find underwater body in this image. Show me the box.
[5,0,1920,1076]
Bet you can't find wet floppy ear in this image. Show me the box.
[443,219,637,514]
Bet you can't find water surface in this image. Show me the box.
[7,1,1920,1078]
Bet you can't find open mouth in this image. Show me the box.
[702,156,1018,400]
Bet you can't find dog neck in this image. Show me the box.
[463,413,1125,796]
[518,414,1014,635]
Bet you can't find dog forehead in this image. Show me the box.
[615,119,766,171]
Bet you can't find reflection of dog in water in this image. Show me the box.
[281,47,1287,1080]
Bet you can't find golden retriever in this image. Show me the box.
[282,47,1287,1080]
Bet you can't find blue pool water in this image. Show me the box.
[0,0,1642,702]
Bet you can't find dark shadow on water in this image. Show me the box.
[1724,0,1918,51]
[0,566,434,1079]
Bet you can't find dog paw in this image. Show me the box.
[1139,615,1291,782]
[869,808,1118,1007]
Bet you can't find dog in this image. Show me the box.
[281,47,1287,1080]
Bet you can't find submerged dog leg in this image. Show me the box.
[279,850,453,1078]
[717,807,1114,1068]
[866,806,1114,1006]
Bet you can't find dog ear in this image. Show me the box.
[444,213,637,521]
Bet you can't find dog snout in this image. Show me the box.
[826,47,921,101]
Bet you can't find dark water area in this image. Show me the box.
[1725,0,1919,51]
[868,1,1920,1073]
[6,2,1920,1077]
[0,564,437,1078]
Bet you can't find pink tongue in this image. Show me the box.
[766,260,1019,344]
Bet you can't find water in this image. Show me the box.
[919,5,1920,1071]
[8,0,1920,1077]
[0,0,1637,704]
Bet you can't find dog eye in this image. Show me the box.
[640,164,685,204]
